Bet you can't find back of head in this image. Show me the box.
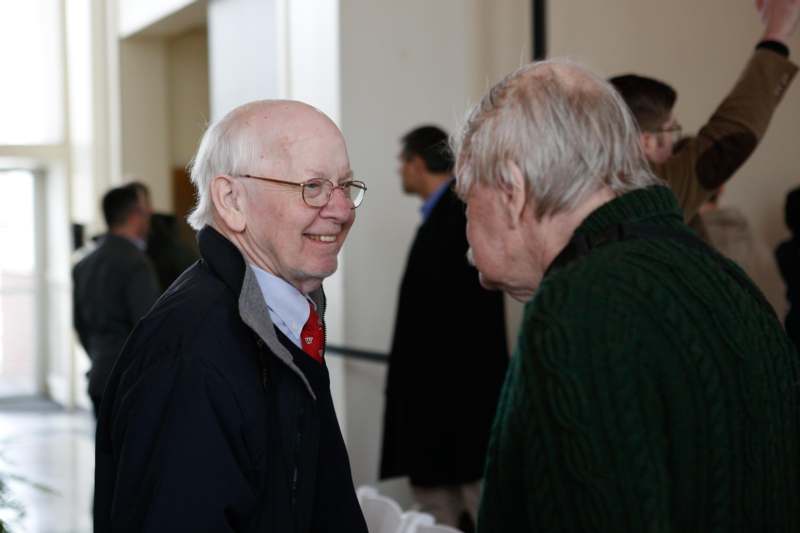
[608,74,677,132]
[454,59,662,218]
[785,186,800,235]
[401,125,454,174]
[148,213,178,245]
[102,184,142,230]
[127,180,151,209]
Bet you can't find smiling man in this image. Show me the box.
[455,58,800,533]
[94,100,368,532]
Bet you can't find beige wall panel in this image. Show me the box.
[339,0,531,487]
[120,38,172,211]
[168,28,210,169]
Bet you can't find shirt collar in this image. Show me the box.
[250,264,313,341]
[130,237,147,251]
[420,178,453,222]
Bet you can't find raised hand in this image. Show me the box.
[758,0,800,44]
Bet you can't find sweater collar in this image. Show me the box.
[544,186,683,279]
[571,186,683,238]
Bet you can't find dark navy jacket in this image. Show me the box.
[380,188,509,486]
[94,226,367,532]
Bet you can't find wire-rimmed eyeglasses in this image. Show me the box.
[651,123,682,144]
[238,174,367,209]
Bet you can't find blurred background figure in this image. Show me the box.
[776,184,800,349]
[690,188,787,317]
[128,181,199,291]
[380,125,508,531]
[74,181,199,293]
[72,183,160,416]
[146,213,199,291]
[610,26,796,221]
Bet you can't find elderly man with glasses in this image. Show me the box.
[94,100,368,533]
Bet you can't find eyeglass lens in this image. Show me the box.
[303,180,365,207]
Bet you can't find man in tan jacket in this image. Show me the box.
[610,0,799,221]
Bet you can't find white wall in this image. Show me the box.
[168,28,210,168]
[341,0,485,354]
[119,37,172,211]
[61,0,119,408]
[549,0,800,253]
[338,0,530,487]
[207,0,282,120]
[117,0,197,38]
[44,163,75,406]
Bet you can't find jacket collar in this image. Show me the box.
[198,226,319,400]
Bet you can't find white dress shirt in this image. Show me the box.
[250,264,315,349]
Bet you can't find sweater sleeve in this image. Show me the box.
[100,352,257,532]
[654,49,797,221]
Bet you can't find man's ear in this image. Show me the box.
[503,161,528,228]
[211,175,247,233]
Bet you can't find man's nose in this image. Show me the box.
[320,187,353,220]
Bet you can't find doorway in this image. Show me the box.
[0,169,42,397]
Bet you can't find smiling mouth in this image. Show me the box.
[305,234,338,243]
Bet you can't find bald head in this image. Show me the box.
[187,100,348,230]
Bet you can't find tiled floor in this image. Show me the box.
[0,398,93,533]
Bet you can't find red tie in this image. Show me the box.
[300,302,324,363]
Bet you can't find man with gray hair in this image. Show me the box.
[94,100,368,532]
[456,59,800,532]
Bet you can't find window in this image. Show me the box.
[0,0,63,145]
[0,170,39,395]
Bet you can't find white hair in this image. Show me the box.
[186,103,263,230]
[453,58,662,218]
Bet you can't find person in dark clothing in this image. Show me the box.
[380,126,508,529]
[146,212,199,291]
[776,185,800,348]
[94,100,368,532]
[128,182,199,291]
[453,52,800,533]
[72,183,160,417]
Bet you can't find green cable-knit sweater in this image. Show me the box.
[478,186,800,533]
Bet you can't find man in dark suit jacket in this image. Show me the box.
[73,184,160,416]
[93,101,368,532]
[380,126,509,529]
